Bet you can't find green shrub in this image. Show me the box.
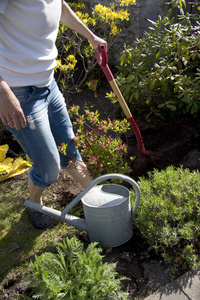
[24,236,128,300]
[133,166,200,275]
[115,0,200,118]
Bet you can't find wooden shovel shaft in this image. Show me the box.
[109,79,132,119]
[99,59,147,152]
[96,44,160,169]
[109,79,148,154]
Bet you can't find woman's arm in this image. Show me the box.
[60,1,107,52]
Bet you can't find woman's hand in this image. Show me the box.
[89,35,107,55]
[0,76,26,130]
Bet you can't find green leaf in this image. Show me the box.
[149,79,155,90]
[127,74,135,83]
[167,8,173,18]
[146,96,152,104]
[135,90,139,101]
[191,104,198,114]
[169,105,176,111]
[158,103,166,108]
[156,50,161,59]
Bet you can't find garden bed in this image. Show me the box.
[0,171,171,300]
[0,86,200,299]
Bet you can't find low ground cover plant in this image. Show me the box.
[133,166,200,276]
[24,236,129,300]
[115,0,200,118]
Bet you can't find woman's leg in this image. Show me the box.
[67,161,92,188]
[8,85,61,204]
[47,79,92,188]
[28,178,44,204]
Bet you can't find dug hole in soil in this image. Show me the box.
[0,84,200,299]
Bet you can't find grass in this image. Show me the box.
[0,172,78,286]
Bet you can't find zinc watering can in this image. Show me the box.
[23,174,141,247]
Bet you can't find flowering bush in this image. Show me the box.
[67,105,131,178]
[93,3,130,36]
[55,0,136,93]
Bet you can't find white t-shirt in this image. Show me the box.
[0,0,62,87]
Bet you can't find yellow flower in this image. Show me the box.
[89,18,96,26]
[117,0,136,6]
[94,4,111,17]
[94,4,129,23]
[54,56,77,72]
[77,3,85,9]
[54,59,62,72]
[76,11,83,19]
[117,10,129,20]
[111,24,121,36]
[60,64,68,71]
[66,63,75,70]
[66,55,77,70]
[69,3,85,10]
[67,55,77,64]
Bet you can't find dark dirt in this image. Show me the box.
[0,85,200,299]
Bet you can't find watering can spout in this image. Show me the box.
[23,200,89,232]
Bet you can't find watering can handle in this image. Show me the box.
[62,173,141,219]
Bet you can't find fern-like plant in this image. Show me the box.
[24,236,128,299]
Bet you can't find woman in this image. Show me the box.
[0,0,107,228]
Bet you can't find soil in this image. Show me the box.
[0,85,200,299]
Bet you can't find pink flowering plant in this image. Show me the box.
[68,105,131,178]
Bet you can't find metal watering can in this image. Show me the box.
[23,174,141,247]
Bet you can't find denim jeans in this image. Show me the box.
[8,78,81,188]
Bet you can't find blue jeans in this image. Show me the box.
[8,79,81,188]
